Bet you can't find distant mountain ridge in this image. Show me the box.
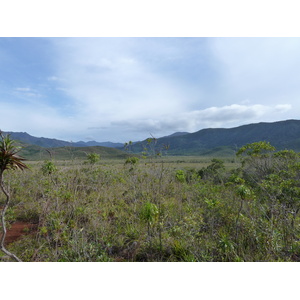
[4,119,300,156]
[4,131,123,149]
[161,132,190,138]
[130,119,300,155]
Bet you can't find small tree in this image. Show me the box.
[41,160,57,175]
[198,158,225,183]
[236,141,276,184]
[0,130,28,261]
[125,157,139,165]
[86,153,100,165]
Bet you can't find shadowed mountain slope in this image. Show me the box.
[130,119,300,155]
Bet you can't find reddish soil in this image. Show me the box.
[1,206,37,246]
[1,221,37,246]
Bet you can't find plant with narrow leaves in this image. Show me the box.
[42,160,57,175]
[140,201,159,240]
[0,132,28,173]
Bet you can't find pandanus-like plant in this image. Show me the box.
[0,130,28,261]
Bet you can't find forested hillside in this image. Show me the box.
[130,119,300,155]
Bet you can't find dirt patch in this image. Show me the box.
[1,221,37,246]
[1,205,38,246]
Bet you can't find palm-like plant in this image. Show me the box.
[0,130,28,262]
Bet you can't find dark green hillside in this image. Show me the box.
[6,131,71,148]
[131,119,300,155]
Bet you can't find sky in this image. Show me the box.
[1,37,300,143]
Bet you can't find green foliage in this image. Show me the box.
[0,131,28,172]
[198,158,225,183]
[175,170,186,183]
[236,184,251,200]
[236,141,276,157]
[125,157,139,165]
[204,197,220,209]
[171,240,192,261]
[140,202,159,226]
[218,234,237,261]
[41,160,57,175]
[86,153,100,164]
[236,142,277,184]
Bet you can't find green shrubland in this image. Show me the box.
[1,140,300,261]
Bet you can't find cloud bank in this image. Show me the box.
[0,37,299,142]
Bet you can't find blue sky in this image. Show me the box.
[1,37,300,142]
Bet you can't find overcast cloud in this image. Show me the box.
[0,37,299,142]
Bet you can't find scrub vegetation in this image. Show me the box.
[1,134,300,262]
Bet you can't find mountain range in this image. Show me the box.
[3,119,300,157]
[4,131,123,148]
[130,119,300,155]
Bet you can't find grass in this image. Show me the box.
[1,153,300,262]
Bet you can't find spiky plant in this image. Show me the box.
[0,130,28,262]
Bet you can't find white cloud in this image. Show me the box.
[40,37,300,141]
[0,100,76,140]
[101,103,293,141]
[14,87,43,98]
[47,76,61,81]
[184,103,293,130]
[2,38,300,143]
[15,87,32,92]
[51,38,191,124]
[275,104,292,112]
[209,38,300,106]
